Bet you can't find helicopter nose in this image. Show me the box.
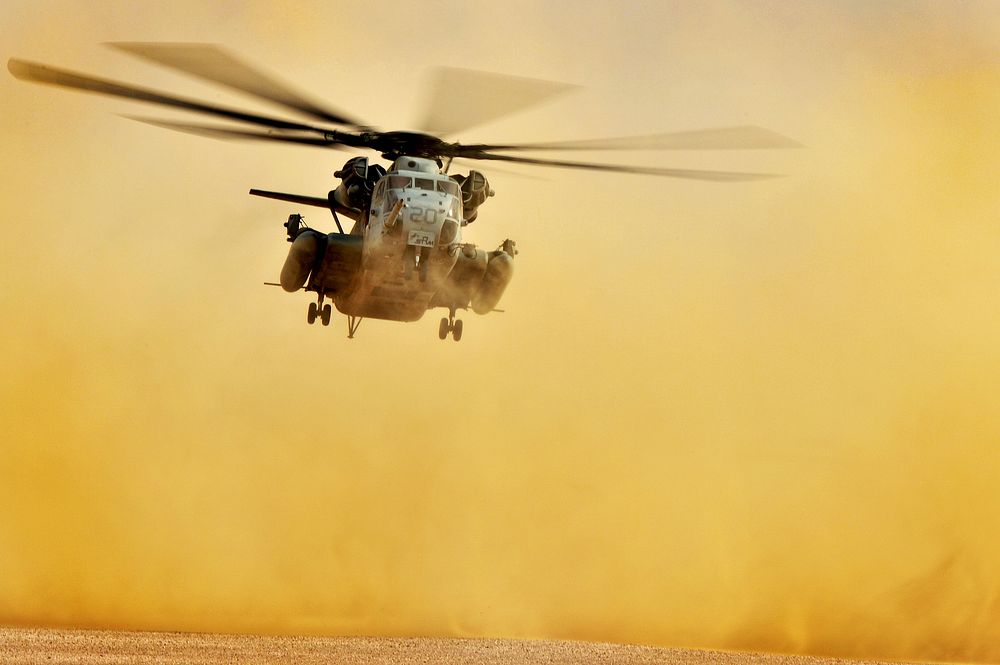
[399,199,447,249]
[403,198,447,229]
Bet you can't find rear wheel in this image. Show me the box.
[307,302,318,325]
[439,317,449,340]
[321,304,332,326]
[452,319,463,342]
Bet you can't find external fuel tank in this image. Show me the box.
[280,230,320,292]
[471,250,514,314]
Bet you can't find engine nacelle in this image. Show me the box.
[280,230,321,292]
[331,156,372,212]
[330,156,387,214]
[471,249,514,314]
[453,170,493,225]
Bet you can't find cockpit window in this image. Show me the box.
[436,180,461,197]
[413,177,436,191]
[388,176,411,190]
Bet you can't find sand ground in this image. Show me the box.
[0,628,919,665]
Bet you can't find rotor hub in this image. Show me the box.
[371,131,449,160]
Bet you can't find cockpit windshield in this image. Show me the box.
[387,175,462,195]
[388,175,411,190]
[382,174,462,220]
[436,180,461,197]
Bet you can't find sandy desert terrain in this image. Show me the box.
[0,628,920,665]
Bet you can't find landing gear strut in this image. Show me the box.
[307,293,332,326]
[403,246,430,282]
[347,316,363,339]
[438,308,463,341]
[418,247,430,282]
[403,246,415,280]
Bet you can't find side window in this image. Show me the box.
[437,180,461,197]
[448,197,463,221]
[372,180,386,215]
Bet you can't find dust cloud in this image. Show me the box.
[1,2,1000,663]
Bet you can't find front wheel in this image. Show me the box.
[307,302,318,325]
[438,317,449,340]
[452,319,463,342]
[321,304,332,326]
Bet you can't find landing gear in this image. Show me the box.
[403,246,415,280]
[419,247,431,282]
[438,308,463,341]
[308,294,332,327]
[419,249,430,282]
[403,246,431,282]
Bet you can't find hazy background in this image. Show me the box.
[1,1,999,662]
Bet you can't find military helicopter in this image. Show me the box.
[7,43,799,340]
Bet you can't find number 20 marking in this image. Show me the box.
[409,208,439,224]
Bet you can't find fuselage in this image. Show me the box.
[335,156,464,321]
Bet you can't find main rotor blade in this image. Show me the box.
[416,67,576,137]
[125,116,349,148]
[450,158,548,180]
[470,152,781,181]
[7,58,327,133]
[468,125,803,152]
[107,42,365,128]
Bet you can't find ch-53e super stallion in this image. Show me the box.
[8,43,799,340]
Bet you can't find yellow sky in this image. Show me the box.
[1,1,999,662]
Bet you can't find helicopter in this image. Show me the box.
[7,43,799,341]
